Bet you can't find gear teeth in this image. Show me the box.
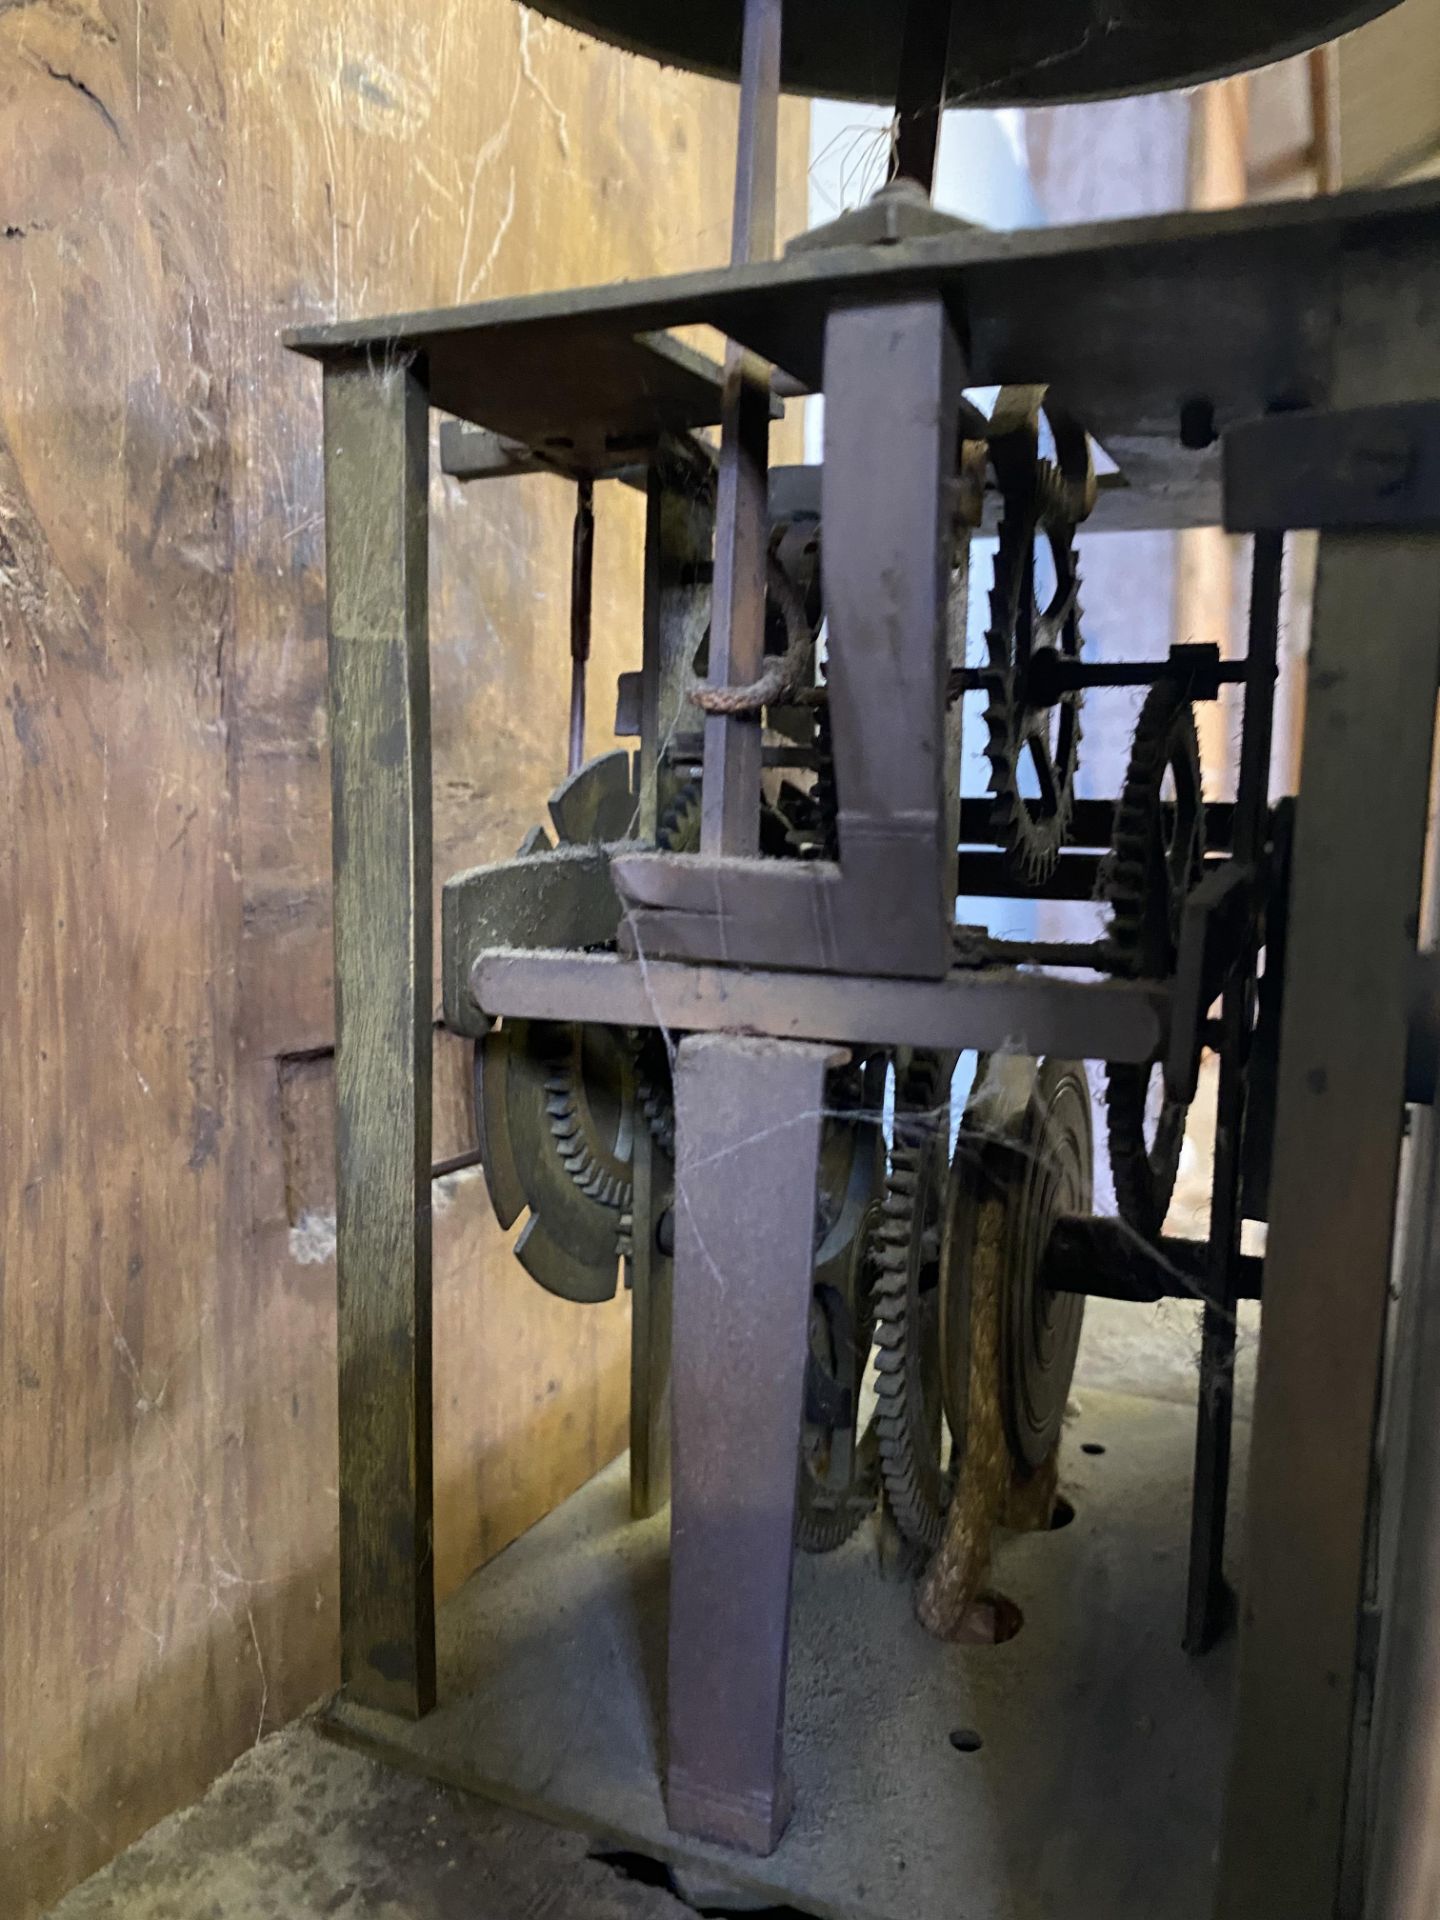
[656,778,702,854]
[871,1056,953,1558]
[979,471,1083,887]
[1103,680,1206,1238]
[634,1041,677,1158]
[541,1037,634,1215]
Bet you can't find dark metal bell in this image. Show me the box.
[522,0,1396,107]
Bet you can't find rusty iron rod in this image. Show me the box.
[893,0,953,194]
[568,474,595,776]
[431,1147,483,1181]
[701,0,782,857]
[730,0,782,266]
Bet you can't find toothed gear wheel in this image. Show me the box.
[634,1032,677,1160]
[797,1206,882,1551]
[1103,680,1206,1239]
[653,774,795,859]
[982,461,1084,886]
[798,1057,886,1553]
[542,1028,634,1212]
[475,1016,634,1304]
[474,751,650,1303]
[872,1050,957,1555]
[657,778,702,853]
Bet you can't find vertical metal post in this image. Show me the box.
[627,459,712,1518]
[892,0,953,193]
[628,1117,673,1521]
[700,0,782,857]
[1185,528,1284,1654]
[1216,533,1440,1914]
[667,1034,837,1855]
[638,454,714,840]
[728,0,781,269]
[1368,1103,1440,1920]
[568,474,595,777]
[819,295,964,979]
[1216,233,1440,1916]
[1366,724,1440,1917]
[323,351,436,1719]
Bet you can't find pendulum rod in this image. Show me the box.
[892,0,955,195]
[567,474,595,776]
[700,0,782,856]
[1185,528,1285,1653]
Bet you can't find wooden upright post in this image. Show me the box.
[323,352,436,1718]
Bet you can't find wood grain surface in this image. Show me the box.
[0,6,806,1911]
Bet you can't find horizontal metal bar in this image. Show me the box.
[958,796,1236,852]
[288,184,1440,529]
[951,654,1248,698]
[1042,1212,1264,1304]
[468,947,1167,1062]
[957,847,1234,905]
[957,850,1104,902]
[662,736,822,771]
[431,1148,483,1181]
[1224,401,1440,534]
[775,460,1227,537]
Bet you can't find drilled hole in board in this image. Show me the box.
[958,1591,1024,1646]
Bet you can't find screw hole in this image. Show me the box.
[1081,1441,1106,1457]
[949,1727,983,1754]
[1179,397,1217,450]
[1049,1494,1076,1530]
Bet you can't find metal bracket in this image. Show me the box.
[1223,401,1440,534]
[1166,861,1255,1106]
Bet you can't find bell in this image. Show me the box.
[522,0,1394,107]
